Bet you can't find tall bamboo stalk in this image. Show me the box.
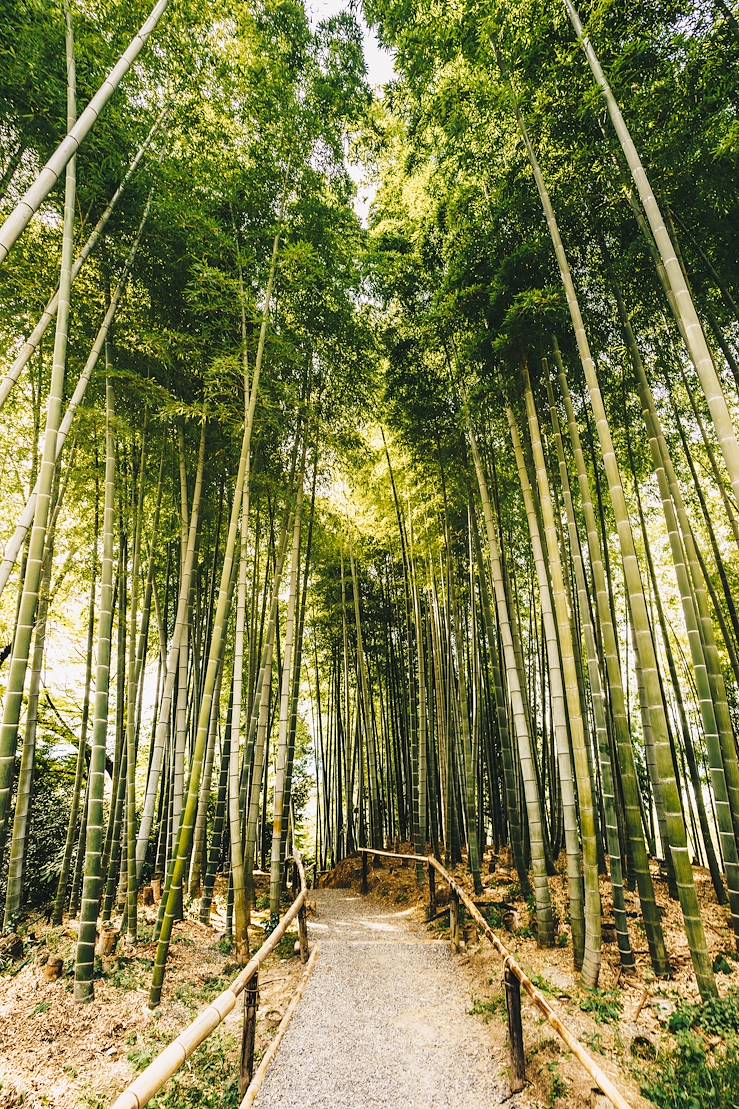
[0,0,169,264]
[73,365,116,1002]
[0,3,77,863]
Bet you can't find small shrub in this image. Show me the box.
[479,905,503,929]
[641,1030,739,1109]
[668,991,739,1037]
[547,1062,567,1107]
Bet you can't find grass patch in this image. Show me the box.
[274,934,298,959]
[579,987,622,1024]
[547,1062,567,1107]
[173,974,229,1008]
[145,1033,240,1108]
[106,956,152,990]
[529,973,557,996]
[469,994,506,1022]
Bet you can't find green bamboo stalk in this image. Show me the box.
[73,365,117,1002]
[507,402,586,965]
[0,1,77,861]
[468,420,554,944]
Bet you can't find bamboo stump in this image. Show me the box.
[0,933,23,961]
[505,965,526,1093]
[96,925,119,956]
[361,851,369,894]
[42,957,64,981]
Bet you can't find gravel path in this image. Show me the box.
[253,889,504,1108]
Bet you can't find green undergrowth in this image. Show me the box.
[579,987,622,1024]
[640,990,739,1109]
[82,1031,241,1109]
[149,1033,240,1109]
[173,973,230,1008]
[469,993,506,1021]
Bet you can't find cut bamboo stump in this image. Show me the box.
[96,925,119,956]
[42,957,64,981]
[0,933,23,961]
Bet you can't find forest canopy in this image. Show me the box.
[0,0,738,1040]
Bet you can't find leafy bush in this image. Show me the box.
[479,904,503,929]
[469,994,506,1021]
[0,746,74,912]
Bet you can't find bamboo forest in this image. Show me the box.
[1,0,739,1106]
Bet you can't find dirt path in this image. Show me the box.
[253,889,505,1108]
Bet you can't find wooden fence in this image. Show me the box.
[110,851,310,1109]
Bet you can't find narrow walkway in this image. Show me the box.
[254,888,504,1108]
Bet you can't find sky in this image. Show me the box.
[306,0,396,89]
[306,1,396,222]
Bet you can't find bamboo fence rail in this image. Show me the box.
[109,850,309,1109]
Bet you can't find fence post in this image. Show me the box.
[450,889,460,952]
[240,970,259,1099]
[426,863,436,922]
[361,850,369,894]
[504,964,526,1093]
[298,900,309,963]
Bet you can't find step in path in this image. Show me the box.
[253,888,505,1108]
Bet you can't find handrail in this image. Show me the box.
[358,848,633,1109]
[110,850,309,1109]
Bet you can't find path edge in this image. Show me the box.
[240,942,321,1108]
